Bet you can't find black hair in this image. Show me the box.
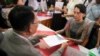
[8,5,34,31]
[75,4,86,14]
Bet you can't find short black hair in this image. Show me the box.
[8,5,34,31]
[75,4,86,14]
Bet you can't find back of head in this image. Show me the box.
[8,5,34,32]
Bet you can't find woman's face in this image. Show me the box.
[74,7,84,21]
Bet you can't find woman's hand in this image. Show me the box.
[67,38,73,41]
[60,42,68,49]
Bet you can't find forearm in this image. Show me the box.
[81,38,89,46]
[70,38,83,44]
[50,47,65,56]
[56,29,65,35]
[96,29,100,47]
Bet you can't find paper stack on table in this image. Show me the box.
[43,34,68,47]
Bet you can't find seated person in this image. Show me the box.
[85,16,100,49]
[49,4,93,56]
[56,4,92,45]
[0,5,42,56]
[50,0,68,31]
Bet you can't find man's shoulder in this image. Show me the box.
[2,28,16,38]
[3,28,13,34]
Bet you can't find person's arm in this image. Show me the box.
[95,28,100,48]
[61,5,68,17]
[50,42,68,56]
[81,22,95,46]
[56,21,70,36]
[67,38,83,44]
[63,6,67,14]
[29,34,47,45]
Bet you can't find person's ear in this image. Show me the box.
[29,24,33,33]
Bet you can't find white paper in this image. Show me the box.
[66,46,87,56]
[37,24,53,31]
[55,2,64,13]
[43,34,68,47]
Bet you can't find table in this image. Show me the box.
[35,24,89,56]
[35,24,60,56]
[36,12,52,28]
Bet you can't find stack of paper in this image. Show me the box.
[55,2,64,13]
[43,34,68,47]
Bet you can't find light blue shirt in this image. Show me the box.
[86,4,100,21]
